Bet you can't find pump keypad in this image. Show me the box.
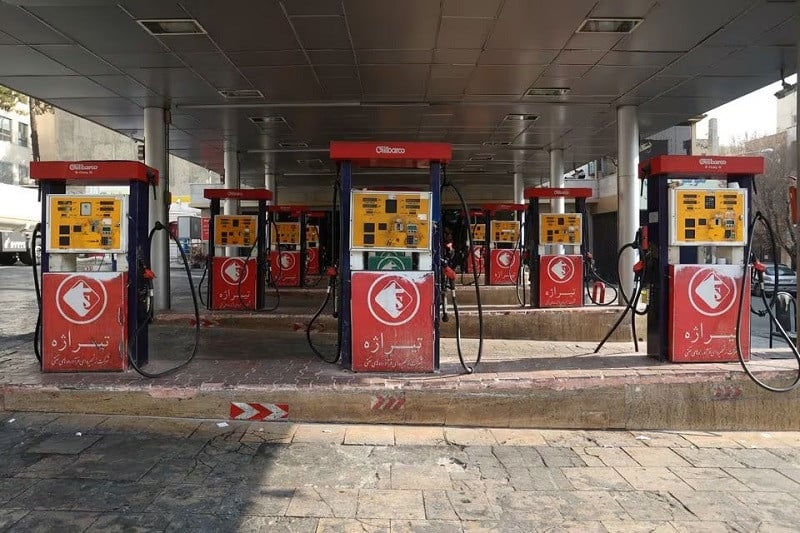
[47,195,125,253]
[351,191,431,250]
[671,189,746,246]
[271,222,301,245]
[490,221,521,244]
[214,215,257,247]
[539,214,582,245]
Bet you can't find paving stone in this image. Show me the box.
[9,478,158,512]
[730,491,800,529]
[721,448,793,468]
[560,491,630,521]
[0,453,43,476]
[717,431,789,449]
[525,467,574,491]
[444,428,496,446]
[772,432,800,447]
[14,454,79,479]
[669,521,734,533]
[292,424,347,444]
[95,416,201,438]
[236,516,319,532]
[0,478,36,504]
[491,491,565,522]
[679,433,743,449]
[669,491,762,529]
[286,488,358,518]
[391,465,452,490]
[622,447,692,467]
[390,519,462,533]
[25,434,101,455]
[84,512,171,532]
[138,456,213,485]
[671,447,746,468]
[490,429,546,446]
[535,446,587,467]
[491,446,544,468]
[148,483,293,516]
[562,467,634,491]
[445,491,497,521]
[539,430,598,448]
[668,467,749,492]
[0,509,28,530]
[357,490,425,520]
[58,452,160,482]
[754,524,798,533]
[370,445,467,467]
[394,426,446,446]
[461,520,538,532]
[43,414,109,433]
[775,467,800,484]
[422,491,458,521]
[539,521,608,532]
[582,447,639,467]
[724,467,800,492]
[633,431,693,448]
[609,491,695,522]
[240,423,297,444]
[164,513,238,533]
[316,518,389,532]
[614,468,693,492]
[602,521,677,533]
[345,425,395,446]
[573,450,606,467]
[584,431,648,448]
[6,510,100,533]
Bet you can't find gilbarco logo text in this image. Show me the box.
[69,163,99,171]
[699,158,726,166]
[375,146,406,155]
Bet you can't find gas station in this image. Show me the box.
[2,0,800,428]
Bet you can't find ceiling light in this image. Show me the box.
[526,87,571,97]
[482,141,511,147]
[577,18,642,33]
[278,141,309,149]
[775,82,797,99]
[249,116,286,125]
[219,89,264,99]
[469,153,494,161]
[504,114,539,122]
[684,114,707,124]
[297,159,324,166]
[137,19,206,36]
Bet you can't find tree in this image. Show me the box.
[730,133,797,267]
[0,85,52,162]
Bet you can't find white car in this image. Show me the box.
[755,264,797,296]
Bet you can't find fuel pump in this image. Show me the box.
[30,161,156,372]
[463,209,486,280]
[304,210,325,284]
[483,204,524,286]
[268,205,310,287]
[329,141,450,372]
[203,188,271,311]
[639,155,760,363]
[524,187,593,308]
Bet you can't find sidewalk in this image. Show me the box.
[1,411,799,532]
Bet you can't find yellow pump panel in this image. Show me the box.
[670,188,747,246]
[490,220,520,244]
[306,224,320,244]
[351,191,431,250]
[214,215,257,247]
[470,223,486,242]
[47,195,126,253]
[539,214,583,245]
[271,222,301,245]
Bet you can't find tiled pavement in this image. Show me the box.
[1,412,800,532]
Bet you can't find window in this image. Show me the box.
[0,117,11,142]
[0,162,13,184]
[17,122,28,147]
[17,164,29,185]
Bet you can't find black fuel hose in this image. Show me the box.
[735,212,800,392]
[128,221,200,378]
[307,179,341,363]
[197,258,209,308]
[442,171,484,373]
[30,223,42,366]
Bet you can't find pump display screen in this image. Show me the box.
[271,222,301,245]
[489,221,520,244]
[539,214,582,245]
[213,215,257,247]
[670,188,747,246]
[351,191,431,251]
[470,223,486,243]
[46,195,126,253]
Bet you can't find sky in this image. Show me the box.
[695,74,797,145]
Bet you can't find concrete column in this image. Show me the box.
[144,107,170,310]
[223,148,239,257]
[550,149,565,254]
[265,171,277,204]
[223,148,240,215]
[617,105,640,302]
[513,172,524,205]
